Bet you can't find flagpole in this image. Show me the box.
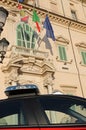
[36,33,41,49]
[32,2,41,49]
[36,28,43,49]
[17,0,19,4]
[17,0,27,48]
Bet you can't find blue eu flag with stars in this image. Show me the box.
[18,0,24,2]
[43,15,55,41]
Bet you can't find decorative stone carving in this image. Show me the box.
[43,72,54,94]
[21,63,42,74]
[4,68,20,86]
[43,73,54,86]
[2,51,55,89]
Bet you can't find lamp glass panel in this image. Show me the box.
[0,11,6,28]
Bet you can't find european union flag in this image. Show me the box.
[43,15,55,41]
[18,0,24,2]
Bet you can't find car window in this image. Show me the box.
[45,110,77,124]
[70,104,86,117]
[0,114,19,125]
[0,100,26,126]
[39,96,86,125]
[0,98,38,127]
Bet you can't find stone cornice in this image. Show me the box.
[75,42,86,48]
[0,0,86,31]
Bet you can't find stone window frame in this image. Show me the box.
[76,43,86,66]
[49,0,58,13]
[70,2,78,21]
[56,36,72,64]
[71,9,77,20]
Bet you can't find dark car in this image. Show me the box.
[0,84,86,130]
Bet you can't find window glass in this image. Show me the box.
[39,96,86,125]
[70,105,86,117]
[71,10,77,20]
[0,98,37,126]
[24,0,35,6]
[58,45,67,61]
[0,114,18,125]
[45,110,76,124]
[16,23,37,49]
[0,100,27,126]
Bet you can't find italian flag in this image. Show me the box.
[32,10,40,32]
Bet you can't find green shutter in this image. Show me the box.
[17,31,21,46]
[58,45,67,61]
[58,46,63,60]
[81,51,86,64]
[62,47,67,61]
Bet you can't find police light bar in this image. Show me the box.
[5,84,39,97]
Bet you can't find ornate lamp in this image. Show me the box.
[0,38,9,63]
[0,7,9,63]
[0,7,8,33]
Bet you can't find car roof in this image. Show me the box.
[1,94,86,103]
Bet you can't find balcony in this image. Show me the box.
[10,45,49,59]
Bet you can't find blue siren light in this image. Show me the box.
[4,84,39,97]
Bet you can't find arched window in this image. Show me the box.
[16,23,37,49]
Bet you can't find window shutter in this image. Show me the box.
[62,47,67,61]
[17,31,21,46]
[58,45,67,61]
[58,46,63,60]
[81,51,86,64]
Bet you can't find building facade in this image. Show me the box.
[0,0,86,98]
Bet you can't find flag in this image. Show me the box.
[21,16,29,23]
[20,10,29,23]
[32,10,40,32]
[43,35,53,55]
[43,15,55,41]
[18,0,24,2]
[17,4,22,10]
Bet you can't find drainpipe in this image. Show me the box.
[68,21,84,97]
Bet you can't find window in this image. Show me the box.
[81,50,86,65]
[45,110,76,124]
[50,0,58,13]
[71,10,77,20]
[0,100,26,126]
[70,105,86,117]
[0,98,38,126]
[58,45,67,61]
[17,23,37,49]
[39,96,86,124]
[24,0,38,7]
